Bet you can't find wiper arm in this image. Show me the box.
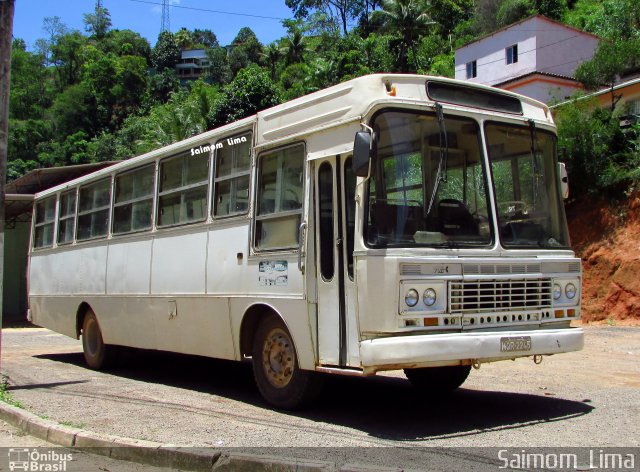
[427,102,449,216]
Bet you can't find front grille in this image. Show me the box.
[450,278,552,314]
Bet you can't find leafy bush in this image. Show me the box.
[556,99,640,196]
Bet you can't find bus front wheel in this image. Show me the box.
[252,315,321,410]
[404,365,471,394]
[81,310,118,370]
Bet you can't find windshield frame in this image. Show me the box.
[363,107,495,250]
[484,120,571,250]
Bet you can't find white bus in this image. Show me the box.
[28,74,583,409]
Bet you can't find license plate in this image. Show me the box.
[500,336,532,352]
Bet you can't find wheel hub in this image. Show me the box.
[262,328,294,388]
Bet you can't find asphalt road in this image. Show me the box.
[1,325,639,470]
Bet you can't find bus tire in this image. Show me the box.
[81,309,118,370]
[252,315,322,410]
[404,365,471,394]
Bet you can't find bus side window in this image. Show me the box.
[77,179,111,241]
[158,151,209,227]
[113,164,155,235]
[213,133,251,218]
[34,196,56,248]
[57,190,77,245]
[255,144,304,250]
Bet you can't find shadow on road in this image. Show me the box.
[36,349,594,442]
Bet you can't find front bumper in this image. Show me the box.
[360,328,583,374]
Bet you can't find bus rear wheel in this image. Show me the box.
[252,315,322,410]
[404,365,471,394]
[81,310,118,370]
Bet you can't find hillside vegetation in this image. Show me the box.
[8,0,640,320]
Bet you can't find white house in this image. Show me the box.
[455,15,600,104]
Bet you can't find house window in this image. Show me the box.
[506,44,518,65]
[466,60,477,79]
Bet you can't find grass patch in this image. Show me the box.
[60,420,85,429]
[0,375,24,409]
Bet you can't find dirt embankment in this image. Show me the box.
[567,192,640,323]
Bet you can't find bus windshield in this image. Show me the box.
[485,122,570,249]
[366,110,492,248]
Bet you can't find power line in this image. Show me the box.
[129,0,287,21]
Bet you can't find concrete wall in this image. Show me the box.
[535,18,599,78]
[3,220,30,323]
[455,26,537,85]
[505,79,582,104]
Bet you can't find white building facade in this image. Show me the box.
[455,16,600,104]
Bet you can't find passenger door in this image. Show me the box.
[314,156,357,367]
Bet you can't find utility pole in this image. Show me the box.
[0,0,16,374]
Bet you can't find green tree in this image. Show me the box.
[496,0,533,28]
[565,0,639,41]
[175,28,195,49]
[102,29,151,59]
[50,30,87,89]
[36,16,68,65]
[429,0,473,36]
[83,5,112,39]
[7,119,52,164]
[229,27,263,75]
[47,83,97,137]
[283,29,307,65]
[372,0,434,72]
[192,29,219,48]
[212,65,282,126]
[10,40,51,119]
[532,0,567,20]
[146,69,180,106]
[286,0,363,35]
[261,43,283,80]
[556,100,640,195]
[205,47,232,85]
[151,31,181,71]
[575,39,640,109]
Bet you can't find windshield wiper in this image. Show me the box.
[427,102,449,216]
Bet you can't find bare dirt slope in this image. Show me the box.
[567,191,640,323]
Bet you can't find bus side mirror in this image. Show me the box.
[353,131,372,177]
[558,162,569,199]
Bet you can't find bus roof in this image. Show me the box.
[34,74,552,199]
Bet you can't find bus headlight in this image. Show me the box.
[553,283,562,300]
[565,283,577,299]
[405,289,419,307]
[423,288,437,306]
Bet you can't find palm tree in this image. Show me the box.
[261,43,282,81]
[373,0,434,72]
[283,29,306,66]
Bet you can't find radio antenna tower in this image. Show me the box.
[160,0,170,33]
